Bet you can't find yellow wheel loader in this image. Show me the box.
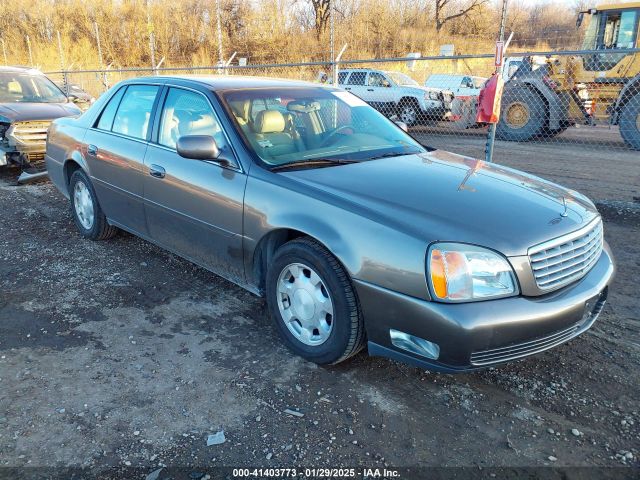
[497,2,640,149]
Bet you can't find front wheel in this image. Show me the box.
[496,87,546,141]
[266,238,366,365]
[619,93,640,150]
[69,169,118,240]
[397,99,420,127]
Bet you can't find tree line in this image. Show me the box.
[0,0,586,71]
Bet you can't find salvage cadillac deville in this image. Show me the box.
[45,76,615,371]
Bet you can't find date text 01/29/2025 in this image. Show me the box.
[231,468,400,478]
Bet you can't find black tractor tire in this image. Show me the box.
[619,93,640,150]
[496,86,547,142]
[69,169,118,240]
[541,124,570,138]
[266,237,366,365]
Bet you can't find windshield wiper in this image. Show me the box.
[271,158,360,172]
[368,151,418,160]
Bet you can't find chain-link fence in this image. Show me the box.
[44,47,640,200]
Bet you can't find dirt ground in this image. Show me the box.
[0,135,638,478]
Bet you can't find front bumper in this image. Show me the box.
[355,243,615,372]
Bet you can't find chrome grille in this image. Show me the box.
[7,120,52,154]
[470,324,580,366]
[529,218,603,292]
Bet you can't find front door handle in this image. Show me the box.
[367,88,374,91]
[87,144,98,156]
[149,164,166,179]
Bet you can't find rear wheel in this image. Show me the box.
[69,169,118,240]
[496,87,546,141]
[266,238,365,365]
[619,93,640,150]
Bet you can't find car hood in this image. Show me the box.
[403,85,441,94]
[0,102,81,123]
[282,150,599,257]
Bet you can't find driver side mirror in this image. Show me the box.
[382,80,391,88]
[576,12,584,28]
[177,135,224,163]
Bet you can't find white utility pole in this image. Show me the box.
[1,39,7,65]
[26,35,33,66]
[215,0,224,65]
[94,21,104,69]
[146,0,157,72]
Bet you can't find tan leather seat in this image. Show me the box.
[228,99,251,133]
[252,110,298,158]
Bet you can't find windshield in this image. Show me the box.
[582,10,638,50]
[386,72,418,86]
[471,77,486,88]
[0,72,67,103]
[220,87,425,168]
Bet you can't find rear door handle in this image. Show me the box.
[149,164,166,179]
[344,87,351,91]
[87,144,98,156]
[367,88,374,92]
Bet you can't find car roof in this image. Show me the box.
[0,66,45,75]
[123,75,322,91]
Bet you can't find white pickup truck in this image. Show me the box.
[337,69,452,126]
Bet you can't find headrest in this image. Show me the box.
[228,99,250,122]
[254,110,286,133]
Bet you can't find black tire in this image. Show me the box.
[496,86,546,141]
[266,237,366,365]
[619,93,640,150]
[69,169,118,240]
[541,124,570,138]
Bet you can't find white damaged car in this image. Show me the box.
[338,69,451,126]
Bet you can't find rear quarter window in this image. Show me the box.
[95,86,126,131]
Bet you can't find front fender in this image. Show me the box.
[243,170,431,301]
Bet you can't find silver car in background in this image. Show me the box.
[45,76,614,372]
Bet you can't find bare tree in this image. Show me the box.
[434,0,489,33]
[310,0,331,40]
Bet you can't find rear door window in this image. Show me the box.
[111,85,160,140]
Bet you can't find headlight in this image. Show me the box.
[427,243,518,302]
[426,91,440,101]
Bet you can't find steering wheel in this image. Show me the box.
[320,125,354,147]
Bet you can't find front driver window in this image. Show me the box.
[368,72,388,87]
[158,88,227,150]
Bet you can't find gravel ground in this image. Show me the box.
[0,140,638,479]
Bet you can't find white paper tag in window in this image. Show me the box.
[332,91,368,107]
